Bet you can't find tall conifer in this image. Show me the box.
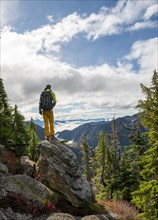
[81,133,92,181]
[11,105,30,155]
[132,70,158,219]
[26,118,39,161]
[93,131,111,197]
[0,78,13,145]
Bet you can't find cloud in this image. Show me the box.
[84,0,157,40]
[125,38,158,72]
[143,4,158,20]
[47,15,54,23]
[2,0,155,55]
[1,0,20,28]
[2,22,157,121]
[127,20,157,31]
[1,1,158,122]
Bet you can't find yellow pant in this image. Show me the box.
[43,110,55,137]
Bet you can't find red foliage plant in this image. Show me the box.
[0,150,19,174]
[45,200,56,211]
[8,192,57,217]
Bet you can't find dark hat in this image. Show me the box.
[46,84,51,89]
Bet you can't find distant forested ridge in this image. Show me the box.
[56,113,146,148]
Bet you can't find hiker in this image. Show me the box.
[39,85,57,140]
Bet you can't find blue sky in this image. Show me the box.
[1,0,158,130]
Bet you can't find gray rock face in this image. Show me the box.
[0,174,55,204]
[81,215,109,220]
[46,214,116,220]
[36,139,95,207]
[47,213,76,220]
[0,162,9,176]
[0,207,33,220]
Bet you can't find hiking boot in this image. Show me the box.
[50,135,54,140]
[45,136,50,140]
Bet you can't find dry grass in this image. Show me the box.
[98,199,140,220]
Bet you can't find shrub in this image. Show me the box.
[99,199,140,220]
[8,192,57,217]
[86,201,108,215]
[0,150,21,174]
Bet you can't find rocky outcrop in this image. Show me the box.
[0,146,9,177]
[20,156,36,176]
[0,210,117,220]
[36,139,95,207]
[0,142,117,220]
[47,213,76,220]
[0,208,33,220]
[47,213,117,220]
[0,174,55,205]
[0,161,9,176]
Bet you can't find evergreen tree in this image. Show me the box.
[93,118,121,199]
[107,117,121,199]
[117,120,147,201]
[81,133,92,181]
[111,117,121,173]
[0,78,13,145]
[26,118,39,161]
[93,131,109,197]
[11,104,30,156]
[132,70,158,220]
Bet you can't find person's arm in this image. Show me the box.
[39,93,42,115]
[51,91,57,106]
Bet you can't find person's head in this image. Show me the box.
[45,84,51,90]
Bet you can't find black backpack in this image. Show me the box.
[40,91,53,110]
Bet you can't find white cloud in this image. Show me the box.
[116,0,155,24]
[125,38,158,73]
[2,23,157,122]
[143,4,158,20]
[47,15,54,23]
[1,0,155,55]
[1,1,158,123]
[128,21,157,31]
[1,0,20,28]
[85,0,157,40]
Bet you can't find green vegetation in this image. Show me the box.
[0,78,13,145]
[132,70,158,220]
[81,71,158,219]
[26,117,39,161]
[81,133,92,181]
[0,78,39,159]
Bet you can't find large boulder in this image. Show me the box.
[20,156,36,176]
[47,213,76,220]
[36,139,95,207]
[0,161,9,176]
[0,174,55,205]
[0,207,33,220]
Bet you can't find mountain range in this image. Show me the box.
[32,118,111,133]
[31,113,145,147]
[29,114,145,164]
[56,113,146,148]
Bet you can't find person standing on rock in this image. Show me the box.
[39,84,57,140]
